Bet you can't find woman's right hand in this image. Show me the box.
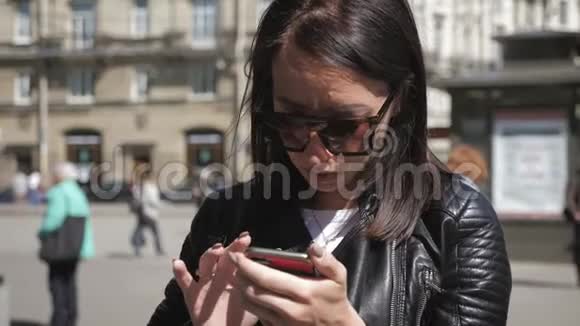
[172,232,259,326]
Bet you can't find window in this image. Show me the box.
[132,67,149,102]
[68,68,95,104]
[71,1,96,49]
[14,0,32,45]
[191,62,216,98]
[525,0,536,28]
[492,0,502,13]
[463,26,472,57]
[560,1,568,25]
[494,24,506,35]
[186,131,224,176]
[14,71,32,106]
[256,0,272,25]
[433,14,445,60]
[65,130,102,184]
[131,0,149,38]
[192,0,217,47]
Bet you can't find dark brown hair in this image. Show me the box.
[243,0,444,241]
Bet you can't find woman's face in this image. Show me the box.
[272,44,391,194]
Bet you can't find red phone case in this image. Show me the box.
[246,247,320,277]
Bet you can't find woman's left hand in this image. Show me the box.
[228,242,365,326]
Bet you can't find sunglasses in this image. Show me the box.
[258,94,394,156]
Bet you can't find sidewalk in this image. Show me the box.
[0,202,197,219]
[509,261,580,325]
[0,211,579,325]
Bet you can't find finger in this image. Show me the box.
[224,231,252,253]
[239,293,284,326]
[218,232,252,274]
[173,259,193,291]
[229,251,311,301]
[235,273,301,319]
[197,243,224,280]
[307,242,347,284]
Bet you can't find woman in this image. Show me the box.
[39,162,95,326]
[130,169,165,256]
[149,1,511,325]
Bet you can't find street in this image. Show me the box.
[0,204,579,326]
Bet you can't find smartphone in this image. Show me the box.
[245,246,320,277]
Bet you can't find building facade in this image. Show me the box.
[435,31,580,220]
[0,0,272,200]
[423,0,580,220]
[410,0,580,77]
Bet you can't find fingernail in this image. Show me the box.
[171,257,177,264]
[238,231,250,239]
[309,242,325,258]
[212,243,223,249]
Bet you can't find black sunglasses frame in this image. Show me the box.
[258,93,395,156]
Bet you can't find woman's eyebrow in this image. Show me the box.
[276,97,375,116]
[276,97,309,112]
[332,104,375,116]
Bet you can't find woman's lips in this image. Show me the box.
[316,172,338,183]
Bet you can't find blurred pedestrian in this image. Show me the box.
[564,173,580,286]
[38,162,95,326]
[130,169,165,257]
[11,170,27,203]
[27,170,42,204]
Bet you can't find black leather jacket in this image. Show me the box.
[148,175,511,326]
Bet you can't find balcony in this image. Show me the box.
[0,30,216,64]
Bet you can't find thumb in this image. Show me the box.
[173,259,193,291]
[307,243,347,284]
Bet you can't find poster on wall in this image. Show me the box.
[492,113,568,219]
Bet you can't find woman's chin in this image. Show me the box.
[312,183,338,193]
[307,174,340,192]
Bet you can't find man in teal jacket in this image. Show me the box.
[38,162,95,326]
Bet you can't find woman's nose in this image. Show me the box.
[304,131,333,162]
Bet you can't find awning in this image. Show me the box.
[431,63,580,89]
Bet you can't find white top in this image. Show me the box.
[301,207,359,253]
[133,181,162,219]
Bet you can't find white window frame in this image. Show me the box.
[130,0,149,38]
[191,0,217,48]
[131,66,149,102]
[14,71,32,106]
[190,62,216,100]
[67,68,95,105]
[14,0,32,45]
[71,2,96,49]
[256,0,272,26]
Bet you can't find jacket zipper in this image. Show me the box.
[389,241,397,326]
[397,240,407,326]
[415,270,430,326]
[415,269,443,326]
[389,239,407,326]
